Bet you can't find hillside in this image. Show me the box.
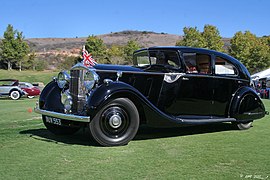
[24,30,230,70]
[26,30,183,53]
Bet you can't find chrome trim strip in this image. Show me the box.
[95,69,166,75]
[34,107,90,122]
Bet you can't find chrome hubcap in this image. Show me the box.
[109,114,122,129]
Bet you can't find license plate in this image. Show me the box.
[45,116,62,126]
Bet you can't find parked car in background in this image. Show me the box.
[19,82,41,98]
[0,79,27,100]
[35,46,266,146]
[256,77,270,99]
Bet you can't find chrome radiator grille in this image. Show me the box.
[70,69,86,114]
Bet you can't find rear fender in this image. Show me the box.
[9,88,25,96]
[229,86,265,121]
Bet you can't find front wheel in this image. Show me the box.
[89,98,140,146]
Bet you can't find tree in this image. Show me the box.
[261,36,270,46]
[107,45,125,64]
[15,31,30,71]
[176,25,224,51]
[58,56,80,70]
[176,27,206,48]
[230,31,270,74]
[123,40,140,64]
[0,24,17,70]
[202,25,224,51]
[0,24,29,70]
[85,35,107,63]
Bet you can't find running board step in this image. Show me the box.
[176,117,236,125]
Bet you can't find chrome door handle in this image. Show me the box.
[182,77,189,80]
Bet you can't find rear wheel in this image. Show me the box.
[89,98,139,146]
[10,90,21,100]
[233,121,253,130]
[42,115,80,135]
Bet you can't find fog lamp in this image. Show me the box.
[61,90,72,112]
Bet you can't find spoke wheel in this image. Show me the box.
[89,98,139,146]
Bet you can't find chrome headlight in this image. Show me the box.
[57,71,70,89]
[84,70,99,91]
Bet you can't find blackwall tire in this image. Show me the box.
[10,90,21,100]
[42,115,80,135]
[89,98,139,146]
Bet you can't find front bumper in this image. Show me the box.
[34,107,91,123]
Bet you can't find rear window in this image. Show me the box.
[215,56,238,75]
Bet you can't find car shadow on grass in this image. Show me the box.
[134,123,238,141]
[20,123,238,146]
[20,128,99,146]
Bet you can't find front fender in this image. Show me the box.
[229,86,265,121]
[39,80,64,112]
[86,81,189,127]
[87,81,147,116]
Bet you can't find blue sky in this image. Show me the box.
[0,0,269,38]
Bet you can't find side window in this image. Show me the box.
[183,53,211,74]
[149,50,181,68]
[215,56,238,75]
[133,50,149,66]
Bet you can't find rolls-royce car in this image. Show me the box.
[34,46,266,146]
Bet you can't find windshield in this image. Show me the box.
[19,82,34,88]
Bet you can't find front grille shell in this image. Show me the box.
[70,69,87,114]
[68,63,99,115]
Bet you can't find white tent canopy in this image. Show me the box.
[251,68,270,80]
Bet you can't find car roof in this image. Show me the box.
[0,79,18,81]
[134,46,251,80]
[135,46,230,58]
[134,46,243,68]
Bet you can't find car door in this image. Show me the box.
[162,51,215,117]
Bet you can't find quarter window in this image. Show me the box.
[183,53,211,74]
[215,56,237,75]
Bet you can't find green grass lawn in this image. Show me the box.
[0,98,270,179]
[0,70,57,84]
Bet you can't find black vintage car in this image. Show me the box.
[35,46,266,146]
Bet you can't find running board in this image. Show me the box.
[176,117,237,125]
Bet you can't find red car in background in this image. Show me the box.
[19,82,41,98]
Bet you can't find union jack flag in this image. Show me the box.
[82,46,97,67]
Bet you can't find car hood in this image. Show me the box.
[93,64,143,72]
